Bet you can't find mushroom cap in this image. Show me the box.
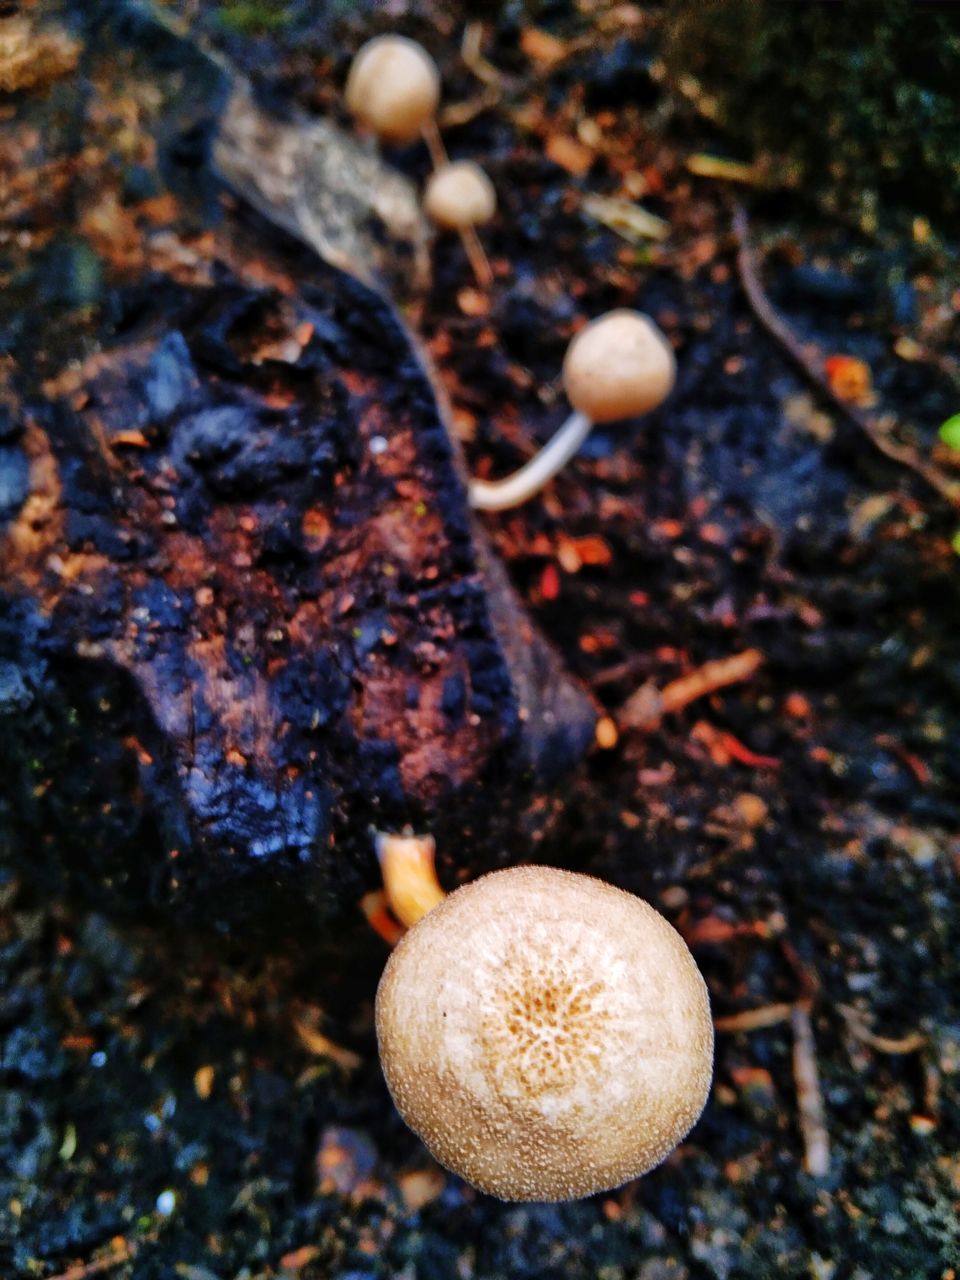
[345,35,440,144]
[562,309,676,424]
[423,161,497,230]
[376,865,713,1201]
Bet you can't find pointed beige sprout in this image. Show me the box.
[375,830,446,930]
[469,309,676,511]
[376,865,713,1201]
[345,35,441,144]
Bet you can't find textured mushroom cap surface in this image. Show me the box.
[423,161,497,229]
[376,866,713,1201]
[562,309,676,423]
[345,36,440,143]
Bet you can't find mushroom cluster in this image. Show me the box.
[345,35,497,287]
[376,865,713,1201]
[343,35,679,508]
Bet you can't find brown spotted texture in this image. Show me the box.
[376,866,714,1200]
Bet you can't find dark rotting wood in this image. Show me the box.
[0,256,596,930]
[0,6,596,932]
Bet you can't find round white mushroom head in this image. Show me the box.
[562,308,676,424]
[424,161,497,230]
[376,865,714,1201]
[345,35,441,144]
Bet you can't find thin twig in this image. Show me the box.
[714,1002,795,1033]
[791,1004,831,1177]
[461,21,506,90]
[838,1004,926,1055]
[732,203,960,509]
[439,87,501,130]
[619,648,764,731]
[44,1239,141,1280]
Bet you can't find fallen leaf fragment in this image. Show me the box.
[824,354,872,403]
[397,1164,446,1213]
[546,133,595,177]
[279,1245,322,1274]
[520,28,569,67]
[683,916,772,946]
[359,890,406,947]
[194,1065,215,1099]
[0,15,80,93]
[583,194,670,243]
[687,153,760,184]
[293,1018,362,1073]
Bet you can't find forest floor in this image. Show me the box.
[2,2,959,1278]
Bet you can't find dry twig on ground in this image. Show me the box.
[732,203,960,509]
[791,1004,831,1177]
[619,649,764,731]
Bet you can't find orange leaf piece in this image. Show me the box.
[824,355,871,402]
[520,28,568,67]
[546,133,595,177]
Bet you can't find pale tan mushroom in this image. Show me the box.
[376,865,713,1201]
[423,160,496,288]
[345,35,441,145]
[563,308,676,424]
[469,309,676,511]
[423,161,496,230]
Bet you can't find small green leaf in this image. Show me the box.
[938,413,960,449]
[951,528,960,556]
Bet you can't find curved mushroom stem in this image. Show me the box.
[375,830,447,930]
[460,223,493,288]
[421,120,493,290]
[468,410,593,511]
[420,117,448,170]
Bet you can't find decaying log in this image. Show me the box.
[0,254,596,930]
[0,3,596,931]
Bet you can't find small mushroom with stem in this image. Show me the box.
[344,36,495,290]
[423,160,496,288]
[469,308,676,512]
[345,35,441,146]
[373,851,713,1202]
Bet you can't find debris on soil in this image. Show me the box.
[2,2,959,1278]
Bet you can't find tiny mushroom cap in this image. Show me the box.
[468,308,677,511]
[562,308,676,424]
[424,161,497,230]
[345,35,441,144]
[376,865,714,1202]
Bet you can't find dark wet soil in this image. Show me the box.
[2,3,959,1278]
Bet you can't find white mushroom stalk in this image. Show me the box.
[469,308,676,512]
[468,410,593,511]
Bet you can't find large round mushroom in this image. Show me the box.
[376,865,713,1201]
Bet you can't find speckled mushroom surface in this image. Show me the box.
[375,865,713,1201]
